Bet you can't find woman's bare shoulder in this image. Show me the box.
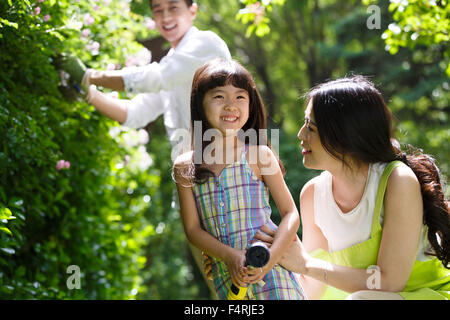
[300,175,321,199]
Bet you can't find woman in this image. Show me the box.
[252,75,450,299]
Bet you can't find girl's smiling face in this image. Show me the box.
[203,85,250,136]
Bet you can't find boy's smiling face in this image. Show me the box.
[150,0,197,48]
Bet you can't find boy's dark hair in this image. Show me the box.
[149,0,194,9]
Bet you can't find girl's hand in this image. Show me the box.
[254,224,309,274]
[202,252,213,281]
[224,248,247,288]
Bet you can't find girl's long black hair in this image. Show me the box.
[307,75,449,268]
[176,58,284,185]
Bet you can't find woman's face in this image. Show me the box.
[297,99,335,170]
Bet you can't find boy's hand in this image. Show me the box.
[59,53,87,85]
[56,53,94,97]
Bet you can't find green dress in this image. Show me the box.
[310,161,450,300]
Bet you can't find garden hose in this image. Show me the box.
[227,242,270,300]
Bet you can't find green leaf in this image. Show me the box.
[47,30,65,41]
[245,24,256,38]
[15,266,25,277]
[0,18,19,29]
[8,197,23,209]
[0,227,12,236]
[255,23,270,37]
[0,247,15,254]
[0,207,12,220]
[107,215,122,222]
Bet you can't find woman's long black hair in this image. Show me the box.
[307,75,449,268]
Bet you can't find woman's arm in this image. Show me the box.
[372,165,423,291]
[256,165,423,297]
[297,179,330,299]
[244,146,300,284]
[303,165,423,293]
[256,178,330,299]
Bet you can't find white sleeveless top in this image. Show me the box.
[313,162,431,260]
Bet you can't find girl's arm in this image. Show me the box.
[244,146,300,283]
[278,165,423,295]
[173,156,248,288]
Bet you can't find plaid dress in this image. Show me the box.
[192,145,306,300]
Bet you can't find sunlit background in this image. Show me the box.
[0,0,448,299]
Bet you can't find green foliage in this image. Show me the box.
[382,1,449,55]
[205,0,448,199]
[0,0,206,299]
[0,206,15,236]
[232,0,449,188]
[236,0,286,37]
[1,0,448,301]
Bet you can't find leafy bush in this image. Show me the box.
[0,0,207,299]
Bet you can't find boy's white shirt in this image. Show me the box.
[120,26,231,160]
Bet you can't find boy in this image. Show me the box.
[64,0,231,161]
[61,0,230,298]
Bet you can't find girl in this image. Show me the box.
[255,75,450,300]
[173,58,306,300]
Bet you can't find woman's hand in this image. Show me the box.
[253,224,309,274]
[242,259,274,284]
